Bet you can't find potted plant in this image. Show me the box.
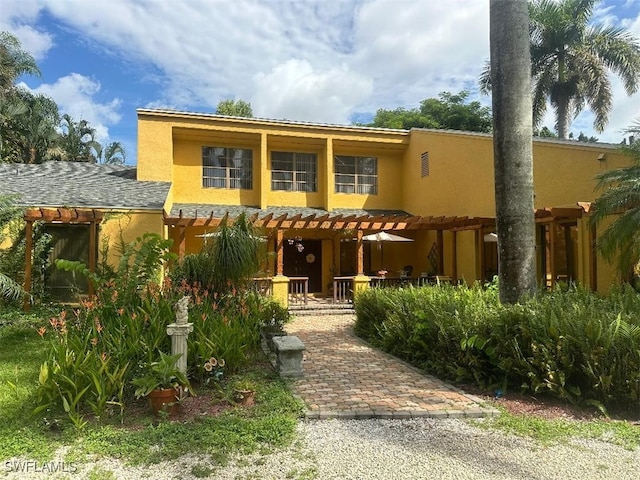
[132,352,191,416]
[232,379,256,407]
[259,303,291,351]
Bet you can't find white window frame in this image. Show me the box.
[202,146,253,190]
[271,151,318,192]
[334,155,378,194]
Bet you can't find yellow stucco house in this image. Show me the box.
[139,108,629,300]
[2,108,631,303]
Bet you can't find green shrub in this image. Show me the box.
[354,283,640,411]
[35,233,288,426]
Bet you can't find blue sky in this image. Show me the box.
[3,0,640,164]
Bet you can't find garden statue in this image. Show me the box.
[168,296,194,374]
[175,295,190,325]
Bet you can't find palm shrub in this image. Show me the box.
[0,194,28,303]
[170,212,265,293]
[590,120,640,282]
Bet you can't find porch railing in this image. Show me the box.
[288,277,309,305]
[333,276,354,304]
[250,277,273,296]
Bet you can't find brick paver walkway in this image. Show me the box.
[287,314,499,420]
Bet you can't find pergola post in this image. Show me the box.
[23,220,33,311]
[356,229,364,275]
[451,230,458,281]
[276,228,284,275]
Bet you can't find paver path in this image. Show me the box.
[287,314,499,419]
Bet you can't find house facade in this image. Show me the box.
[2,109,631,303]
[137,109,630,299]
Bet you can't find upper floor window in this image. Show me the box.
[335,155,378,194]
[202,147,253,189]
[271,151,317,192]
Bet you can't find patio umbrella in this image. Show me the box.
[196,231,266,241]
[362,231,413,270]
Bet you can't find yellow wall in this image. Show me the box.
[137,116,174,181]
[403,129,631,218]
[99,210,164,267]
[137,110,635,292]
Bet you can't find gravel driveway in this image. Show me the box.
[6,418,638,479]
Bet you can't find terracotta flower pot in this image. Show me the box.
[233,388,256,407]
[147,387,180,416]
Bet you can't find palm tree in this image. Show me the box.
[0,31,40,96]
[490,0,537,303]
[481,0,640,139]
[590,120,640,280]
[15,91,60,163]
[53,114,98,162]
[94,141,126,165]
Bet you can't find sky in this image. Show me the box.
[2,0,640,165]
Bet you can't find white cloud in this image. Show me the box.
[0,1,53,60]
[24,73,122,144]
[252,59,372,123]
[2,0,638,144]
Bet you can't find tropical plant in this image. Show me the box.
[0,32,42,162]
[354,283,640,411]
[0,194,24,302]
[131,352,190,398]
[590,120,640,279]
[50,114,99,162]
[489,0,537,303]
[481,0,640,139]
[0,31,39,95]
[171,212,265,293]
[94,141,126,165]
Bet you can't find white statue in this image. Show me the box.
[175,296,191,325]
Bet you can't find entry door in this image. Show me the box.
[284,239,322,293]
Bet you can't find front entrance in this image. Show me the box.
[284,239,322,293]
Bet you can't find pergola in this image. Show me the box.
[163,209,496,279]
[23,207,103,309]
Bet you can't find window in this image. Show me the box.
[202,146,253,189]
[271,151,317,192]
[421,151,429,177]
[334,155,378,194]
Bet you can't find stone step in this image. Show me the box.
[290,307,355,316]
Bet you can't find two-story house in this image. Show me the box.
[3,108,630,303]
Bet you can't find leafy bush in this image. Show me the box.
[35,233,287,426]
[354,284,640,411]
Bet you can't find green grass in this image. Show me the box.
[0,306,65,461]
[0,305,303,467]
[474,405,640,450]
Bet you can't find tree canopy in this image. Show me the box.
[0,31,127,164]
[481,0,640,139]
[367,91,492,132]
[216,99,253,117]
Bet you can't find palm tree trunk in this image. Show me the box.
[556,98,570,139]
[490,0,537,303]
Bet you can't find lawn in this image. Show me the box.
[0,305,304,469]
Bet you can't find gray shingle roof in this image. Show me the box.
[169,203,411,218]
[0,162,170,210]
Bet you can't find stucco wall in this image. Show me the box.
[99,210,165,268]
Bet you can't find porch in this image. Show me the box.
[161,203,598,308]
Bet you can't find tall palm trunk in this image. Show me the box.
[490,0,537,303]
